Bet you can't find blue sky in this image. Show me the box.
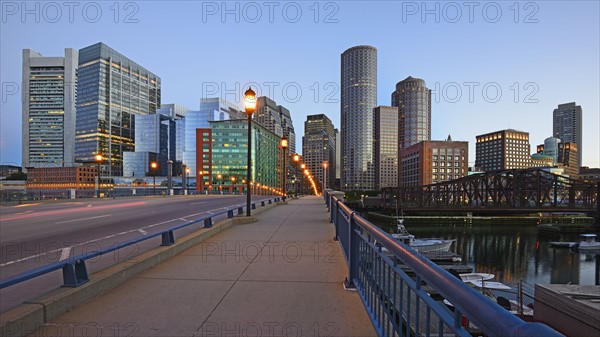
[1,1,599,167]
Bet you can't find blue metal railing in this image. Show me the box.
[0,197,280,289]
[324,191,563,337]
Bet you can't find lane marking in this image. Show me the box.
[138,229,147,235]
[191,201,206,205]
[55,214,111,224]
[59,247,71,261]
[179,218,189,222]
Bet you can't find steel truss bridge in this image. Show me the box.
[381,168,599,216]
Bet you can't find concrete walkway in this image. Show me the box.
[28,196,376,337]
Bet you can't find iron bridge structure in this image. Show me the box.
[380,168,599,217]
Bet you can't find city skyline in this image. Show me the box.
[2,2,599,168]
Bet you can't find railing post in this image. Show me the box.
[204,217,213,228]
[332,200,340,241]
[261,200,265,207]
[62,259,89,287]
[269,199,272,204]
[238,206,244,215]
[227,210,234,218]
[161,230,175,246]
[252,203,256,209]
[344,212,358,289]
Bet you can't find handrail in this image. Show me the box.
[325,190,562,337]
[0,196,280,289]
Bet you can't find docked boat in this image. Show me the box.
[459,273,495,282]
[572,234,600,251]
[391,220,455,253]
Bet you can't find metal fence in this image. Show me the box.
[0,197,280,289]
[324,191,562,337]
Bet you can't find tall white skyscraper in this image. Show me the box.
[340,45,377,190]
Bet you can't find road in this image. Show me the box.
[0,194,271,312]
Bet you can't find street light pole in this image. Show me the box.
[244,87,256,217]
[323,161,328,194]
[150,161,158,195]
[186,167,190,195]
[95,153,102,198]
[280,136,288,201]
[300,163,306,196]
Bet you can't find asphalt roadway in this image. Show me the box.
[0,195,271,312]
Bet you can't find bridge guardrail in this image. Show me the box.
[0,196,281,289]
[325,190,563,337]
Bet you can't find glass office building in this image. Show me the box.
[302,114,336,191]
[553,102,583,168]
[75,42,161,176]
[22,48,78,169]
[374,106,399,189]
[254,96,296,154]
[340,45,377,190]
[197,119,281,194]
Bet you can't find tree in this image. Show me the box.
[4,172,26,180]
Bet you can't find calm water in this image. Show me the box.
[374,221,600,287]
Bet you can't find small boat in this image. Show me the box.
[468,280,512,290]
[459,273,495,282]
[572,234,600,251]
[390,220,455,253]
[549,241,576,248]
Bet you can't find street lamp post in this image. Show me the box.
[322,161,328,194]
[186,167,190,195]
[150,161,158,194]
[95,153,103,198]
[300,163,306,195]
[280,136,288,201]
[244,87,256,216]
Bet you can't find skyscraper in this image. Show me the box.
[374,106,399,189]
[553,102,582,168]
[75,42,161,176]
[22,48,78,169]
[392,76,432,150]
[341,45,377,190]
[475,129,531,171]
[302,114,336,191]
[254,96,296,154]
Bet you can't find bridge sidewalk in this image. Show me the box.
[28,196,376,337]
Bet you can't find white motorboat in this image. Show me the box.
[572,234,600,251]
[390,220,455,253]
[468,280,512,290]
[459,273,495,282]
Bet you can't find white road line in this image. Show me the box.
[191,201,206,205]
[138,229,147,235]
[55,214,111,224]
[179,218,189,222]
[59,247,71,261]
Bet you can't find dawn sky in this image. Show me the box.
[1,1,598,167]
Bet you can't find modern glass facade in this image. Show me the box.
[341,45,377,191]
[181,99,243,177]
[75,42,161,176]
[22,48,78,168]
[374,106,399,189]
[392,76,432,150]
[201,119,281,194]
[302,114,336,191]
[553,102,582,168]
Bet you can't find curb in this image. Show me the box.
[0,201,279,337]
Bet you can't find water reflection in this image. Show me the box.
[389,223,599,286]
